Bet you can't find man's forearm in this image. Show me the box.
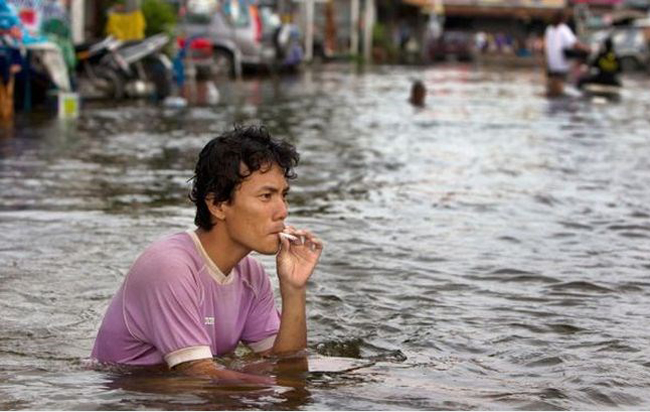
[271,287,307,354]
[173,359,274,385]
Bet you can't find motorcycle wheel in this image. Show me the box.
[95,67,125,100]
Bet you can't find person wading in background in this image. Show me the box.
[409,80,426,107]
[544,10,590,97]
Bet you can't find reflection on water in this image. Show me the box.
[90,355,378,410]
[1,63,650,409]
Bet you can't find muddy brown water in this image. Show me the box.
[1,63,650,410]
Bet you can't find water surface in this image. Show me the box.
[1,63,650,410]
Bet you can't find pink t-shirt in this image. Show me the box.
[91,231,280,368]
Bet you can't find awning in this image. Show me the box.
[403,0,567,18]
[402,0,444,14]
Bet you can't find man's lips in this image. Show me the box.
[271,226,287,235]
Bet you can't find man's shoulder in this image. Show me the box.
[559,24,575,37]
[143,231,196,259]
[129,232,200,281]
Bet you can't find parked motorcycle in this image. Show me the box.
[75,33,173,100]
[74,36,123,99]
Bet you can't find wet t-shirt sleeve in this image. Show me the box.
[560,24,577,49]
[123,249,212,368]
[240,259,280,353]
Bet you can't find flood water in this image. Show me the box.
[1,63,650,410]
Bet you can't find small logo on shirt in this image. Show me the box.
[204,317,214,325]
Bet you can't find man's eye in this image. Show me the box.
[261,193,272,200]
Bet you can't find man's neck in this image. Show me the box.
[195,227,249,276]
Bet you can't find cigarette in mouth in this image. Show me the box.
[279,232,299,243]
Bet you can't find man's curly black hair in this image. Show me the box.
[189,125,299,231]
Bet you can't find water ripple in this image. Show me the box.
[2,64,650,409]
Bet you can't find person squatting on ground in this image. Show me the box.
[91,126,323,384]
[577,37,621,89]
[544,10,590,97]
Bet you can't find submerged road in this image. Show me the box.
[1,63,649,409]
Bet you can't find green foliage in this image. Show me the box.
[372,22,397,63]
[372,22,389,47]
[141,0,177,37]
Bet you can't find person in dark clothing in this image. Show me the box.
[578,37,622,89]
[409,80,426,107]
[0,27,24,120]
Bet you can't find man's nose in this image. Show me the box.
[275,198,288,220]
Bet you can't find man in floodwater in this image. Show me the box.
[543,9,589,97]
[91,126,323,383]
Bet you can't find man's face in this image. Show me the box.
[220,163,289,255]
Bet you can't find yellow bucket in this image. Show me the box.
[58,92,80,119]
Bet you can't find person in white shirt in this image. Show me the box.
[544,10,590,97]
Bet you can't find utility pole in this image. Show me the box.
[306,0,315,61]
[293,0,327,62]
[69,0,84,44]
[363,0,375,62]
[351,0,360,56]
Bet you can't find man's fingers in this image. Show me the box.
[306,236,323,251]
[277,233,292,252]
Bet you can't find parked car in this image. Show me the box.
[589,26,649,71]
[427,30,474,62]
[180,0,303,78]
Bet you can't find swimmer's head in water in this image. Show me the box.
[409,80,426,107]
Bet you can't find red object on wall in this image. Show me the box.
[18,8,36,25]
